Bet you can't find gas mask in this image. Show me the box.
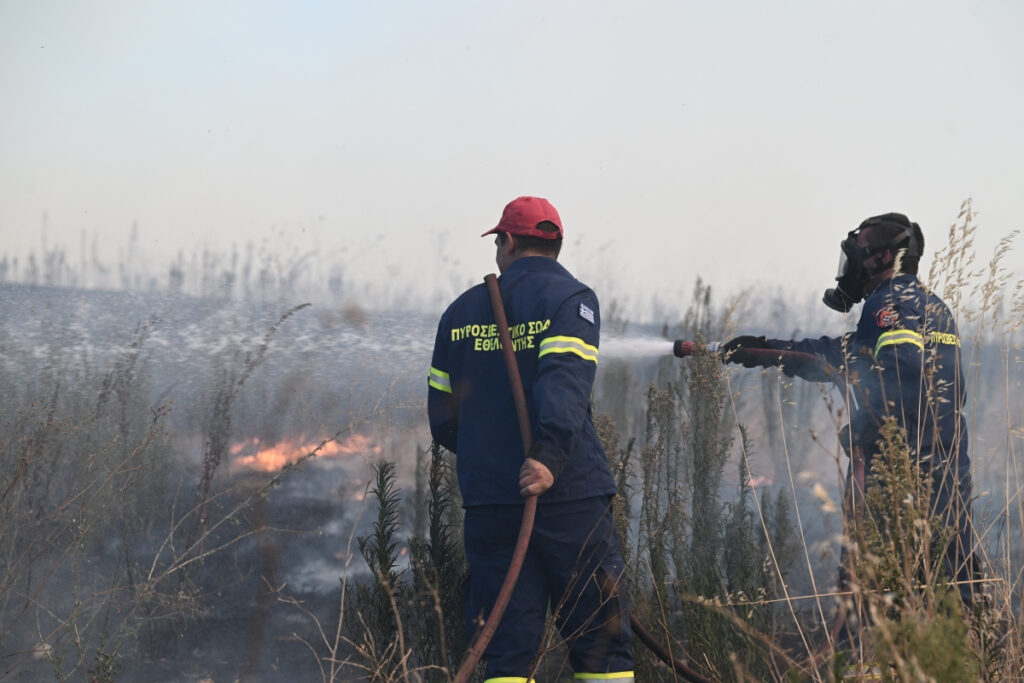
[823,215,921,313]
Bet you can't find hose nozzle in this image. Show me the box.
[673,340,722,358]
[673,340,694,357]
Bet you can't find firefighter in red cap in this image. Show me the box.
[723,212,978,607]
[428,197,634,681]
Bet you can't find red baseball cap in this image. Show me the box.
[481,196,563,240]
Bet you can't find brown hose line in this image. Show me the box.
[452,274,537,683]
[629,614,711,682]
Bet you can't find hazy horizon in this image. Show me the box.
[3,1,1022,313]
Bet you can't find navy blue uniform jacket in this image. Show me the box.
[767,274,968,477]
[428,256,616,507]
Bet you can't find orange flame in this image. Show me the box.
[232,433,380,472]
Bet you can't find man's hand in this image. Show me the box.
[722,335,771,367]
[722,335,769,353]
[519,457,554,497]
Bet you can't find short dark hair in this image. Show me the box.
[498,221,562,258]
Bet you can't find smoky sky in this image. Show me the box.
[2,0,1022,313]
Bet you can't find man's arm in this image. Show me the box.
[529,291,602,483]
[722,334,849,382]
[428,314,459,453]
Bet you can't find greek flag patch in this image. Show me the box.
[578,303,595,324]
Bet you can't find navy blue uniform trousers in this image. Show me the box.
[463,495,633,678]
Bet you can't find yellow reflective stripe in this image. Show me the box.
[538,335,599,363]
[428,366,452,393]
[574,673,635,681]
[875,329,924,356]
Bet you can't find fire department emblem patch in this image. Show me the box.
[874,306,897,328]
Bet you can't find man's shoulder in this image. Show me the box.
[511,259,596,302]
[862,276,923,321]
[854,276,937,352]
[540,262,595,297]
[855,281,900,343]
[443,282,488,312]
[436,283,489,330]
[513,256,580,282]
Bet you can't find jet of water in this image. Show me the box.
[600,336,676,359]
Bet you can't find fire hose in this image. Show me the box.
[453,275,538,683]
[454,276,710,683]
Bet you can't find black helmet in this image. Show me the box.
[823,213,923,312]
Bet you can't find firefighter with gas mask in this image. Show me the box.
[723,213,977,606]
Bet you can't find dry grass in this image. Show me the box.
[1,199,1020,681]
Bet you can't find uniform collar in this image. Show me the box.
[502,255,570,278]
[868,272,919,298]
